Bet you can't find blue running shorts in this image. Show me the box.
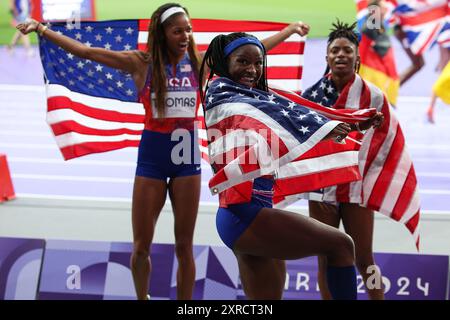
[136,129,201,180]
[216,177,274,249]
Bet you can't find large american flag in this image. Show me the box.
[300,74,421,249]
[205,77,377,206]
[38,19,305,160]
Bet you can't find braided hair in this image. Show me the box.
[324,20,360,75]
[199,32,268,104]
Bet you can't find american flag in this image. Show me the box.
[205,77,377,206]
[390,0,449,55]
[300,74,421,249]
[38,19,305,160]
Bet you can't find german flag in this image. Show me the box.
[359,34,400,107]
[355,0,399,107]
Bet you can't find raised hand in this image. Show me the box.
[288,21,310,36]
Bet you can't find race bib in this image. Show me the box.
[151,91,197,118]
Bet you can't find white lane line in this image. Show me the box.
[8,156,211,169]
[12,173,211,186]
[0,84,46,92]
[0,112,47,117]
[12,174,134,183]
[0,119,47,125]
[15,193,219,208]
[0,142,58,149]
[10,173,449,193]
[8,157,136,166]
[413,158,450,163]
[417,172,450,178]
[408,144,450,150]
[0,142,137,153]
[16,193,131,202]
[420,189,450,195]
[0,130,52,137]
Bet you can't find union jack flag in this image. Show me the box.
[299,74,421,249]
[391,0,449,55]
[38,19,305,160]
[204,77,377,207]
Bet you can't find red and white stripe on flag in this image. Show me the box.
[46,19,305,161]
[344,77,420,249]
[138,19,306,162]
[138,19,305,92]
[279,75,421,249]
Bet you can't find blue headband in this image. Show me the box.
[223,37,264,57]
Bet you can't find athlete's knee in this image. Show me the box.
[340,233,355,258]
[132,241,150,259]
[329,233,355,265]
[174,239,193,260]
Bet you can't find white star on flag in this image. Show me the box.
[319,81,326,90]
[299,126,310,134]
[280,109,290,117]
[287,102,296,109]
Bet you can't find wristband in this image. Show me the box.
[37,23,48,36]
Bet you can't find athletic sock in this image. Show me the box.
[326,265,357,300]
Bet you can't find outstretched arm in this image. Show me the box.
[16,19,141,74]
[261,21,309,51]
